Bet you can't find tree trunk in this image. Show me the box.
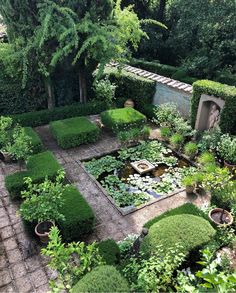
[157,0,166,22]
[44,76,55,109]
[78,62,87,104]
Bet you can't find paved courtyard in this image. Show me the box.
[0,116,210,292]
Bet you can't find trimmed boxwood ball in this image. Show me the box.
[98,239,120,265]
[141,214,216,256]
[71,265,130,293]
[101,107,147,134]
[5,151,62,199]
[50,116,100,149]
[24,127,44,154]
[58,186,95,242]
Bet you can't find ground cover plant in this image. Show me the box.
[50,116,100,149]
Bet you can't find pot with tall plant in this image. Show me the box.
[217,134,236,171]
[20,170,67,243]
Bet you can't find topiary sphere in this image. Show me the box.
[141,214,215,255]
[71,265,130,293]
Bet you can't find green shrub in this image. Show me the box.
[50,116,100,149]
[58,186,95,242]
[144,203,211,229]
[71,265,130,293]
[191,80,236,134]
[184,142,198,157]
[141,214,216,256]
[12,101,107,127]
[170,133,184,148]
[5,151,62,199]
[98,239,120,265]
[105,67,155,111]
[101,108,147,134]
[160,127,171,139]
[142,104,157,119]
[24,127,44,154]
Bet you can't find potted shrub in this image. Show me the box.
[193,171,204,193]
[184,142,198,159]
[20,170,66,243]
[217,134,236,171]
[160,127,171,142]
[182,175,195,194]
[0,116,14,162]
[170,133,184,150]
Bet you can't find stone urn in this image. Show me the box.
[124,99,134,108]
[208,208,233,227]
[35,221,54,244]
[0,151,12,163]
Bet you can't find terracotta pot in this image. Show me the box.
[0,151,12,163]
[224,160,236,172]
[124,99,134,108]
[208,208,233,227]
[185,185,194,194]
[35,221,54,244]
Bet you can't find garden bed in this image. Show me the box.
[83,140,197,215]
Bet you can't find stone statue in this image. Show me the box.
[131,228,149,256]
[208,103,220,129]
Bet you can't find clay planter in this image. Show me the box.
[124,99,134,108]
[35,221,54,244]
[208,208,233,227]
[0,151,12,163]
[185,185,195,194]
[224,160,236,172]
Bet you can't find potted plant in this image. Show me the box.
[182,175,195,194]
[170,133,184,150]
[160,127,171,142]
[184,142,198,159]
[19,170,67,243]
[217,134,236,171]
[0,116,14,162]
[193,171,204,193]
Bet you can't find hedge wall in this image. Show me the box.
[191,80,236,134]
[105,67,155,111]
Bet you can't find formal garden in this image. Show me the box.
[0,1,236,293]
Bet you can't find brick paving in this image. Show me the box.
[0,116,210,292]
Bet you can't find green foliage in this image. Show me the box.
[71,265,130,293]
[58,186,95,242]
[123,244,185,292]
[84,155,124,179]
[152,102,180,127]
[141,104,157,119]
[50,117,100,149]
[12,101,107,127]
[20,170,66,223]
[170,133,184,148]
[197,126,222,153]
[160,127,171,139]
[184,142,198,158]
[144,203,211,229]
[5,151,62,199]
[141,215,216,256]
[217,134,236,164]
[182,175,195,187]
[117,126,150,143]
[105,67,155,111]
[198,152,216,166]
[23,127,44,154]
[101,107,147,134]
[191,80,236,134]
[0,116,13,148]
[93,77,116,109]
[98,239,120,265]
[41,226,104,292]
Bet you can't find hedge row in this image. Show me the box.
[58,186,95,242]
[105,67,155,111]
[98,239,120,265]
[101,108,147,134]
[191,80,236,134]
[24,127,44,154]
[12,101,107,127]
[50,117,100,149]
[5,151,62,199]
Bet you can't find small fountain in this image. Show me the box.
[131,159,155,175]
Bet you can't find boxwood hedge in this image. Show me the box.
[71,265,130,293]
[98,239,120,265]
[58,185,95,242]
[5,151,62,199]
[101,107,147,134]
[191,80,236,134]
[24,127,44,154]
[50,116,100,149]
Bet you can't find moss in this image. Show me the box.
[71,265,130,293]
[50,116,100,149]
[24,127,44,154]
[58,186,95,242]
[98,239,120,265]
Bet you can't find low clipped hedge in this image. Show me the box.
[101,108,147,134]
[24,127,44,154]
[105,67,155,111]
[144,203,212,229]
[141,214,216,256]
[98,239,120,265]
[12,101,107,127]
[50,116,100,149]
[58,185,95,242]
[71,265,130,293]
[5,151,62,199]
[191,80,236,134]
